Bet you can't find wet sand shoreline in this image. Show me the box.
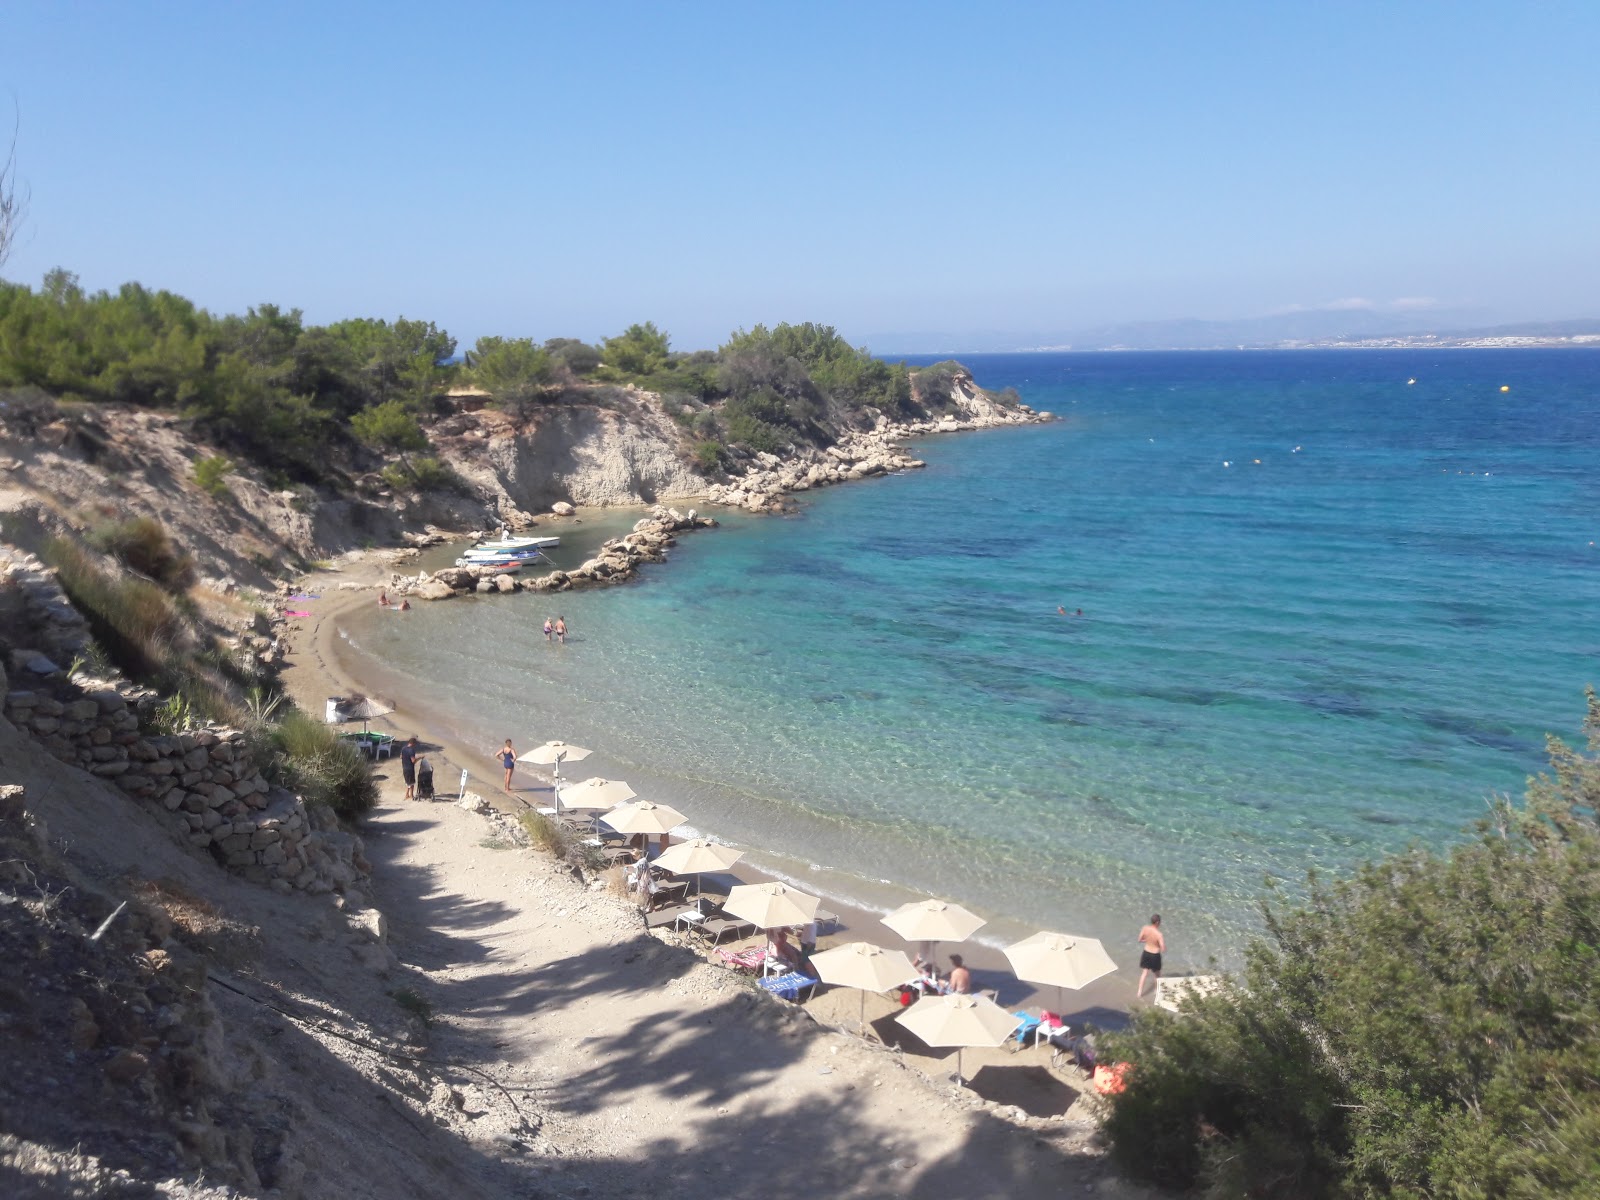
[282,550,1142,1027]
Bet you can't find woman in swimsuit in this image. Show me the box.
[543,617,553,642]
[496,739,516,794]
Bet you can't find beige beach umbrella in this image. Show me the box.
[555,776,636,813]
[894,993,1022,1087]
[1003,931,1118,1011]
[809,941,917,1032]
[601,800,687,837]
[338,695,393,736]
[723,881,820,930]
[653,838,743,895]
[517,740,592,786]
[882,899,987,943]
[881,898,986,969]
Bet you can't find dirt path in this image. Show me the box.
[356,779,1152,1200]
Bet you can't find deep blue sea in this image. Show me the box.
[341,350,1600,967]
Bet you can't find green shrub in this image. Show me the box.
[380,456,457,493]
[517,810,570,858]
[193,455,234,498]
[1100,689,1600,1199]
[44,537,185,680]
[725,412,785,454]
[148,692,201,735]
[270,707,378,820]
[88,515,195,592]
[693,440,723,470]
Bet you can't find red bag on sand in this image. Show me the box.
[1093,1062,1130,1096]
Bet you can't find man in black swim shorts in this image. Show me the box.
[1137,914,1165,1000]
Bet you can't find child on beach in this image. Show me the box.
[496,739,516,793]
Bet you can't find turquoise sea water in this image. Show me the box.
[340,350,1600,967]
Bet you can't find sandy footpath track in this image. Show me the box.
[362,783,1153,1200]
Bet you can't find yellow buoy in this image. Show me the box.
[1500,385,1511,392]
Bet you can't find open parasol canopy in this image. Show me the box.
[1003,931,1118,1010]
[653,837,743,876]
[809,941,917,1031]
[554,776,636,814]
[518,740,592,773]
[600,800,686,837]
[722,881,820,930]
[881,899,987,943]
[894,993,1022,1087]
[338,695,393,735]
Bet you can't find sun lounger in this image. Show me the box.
[758,971,819,1001]
[714,945,767,973]
[697,916,758,945]
[645,903,695,930]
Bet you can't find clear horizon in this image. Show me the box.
[3,1,1597,351]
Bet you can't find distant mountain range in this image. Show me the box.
[868,312,1600,354]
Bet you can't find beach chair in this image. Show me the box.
[697,916,758,946]
[645,903,695,930]
[714,945,767,973]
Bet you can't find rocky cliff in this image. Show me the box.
[0,366,1045,588]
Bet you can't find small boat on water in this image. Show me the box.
[472,535,560,553]
[460,546,545,562]
[468,560,523,575]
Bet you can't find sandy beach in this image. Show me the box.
[286,549,1141,1023]
[276,552,1163,1198]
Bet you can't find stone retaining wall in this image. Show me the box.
[0,546,369,896]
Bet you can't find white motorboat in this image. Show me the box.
[471,535,560,553]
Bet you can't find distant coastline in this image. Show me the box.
[878,318,1600,356]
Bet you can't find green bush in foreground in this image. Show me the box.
[270,708,377,820]
[1101,689,1600,1198]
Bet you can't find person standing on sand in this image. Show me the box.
[399,736,420,801]
[555,616,567,644]
[496,739,517,794]
[543,617,553,642]
[1137,914,1165,999]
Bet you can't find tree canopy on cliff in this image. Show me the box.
[1100,690,1600,1198]
[0,269,1003,484]
[0,271,456,479]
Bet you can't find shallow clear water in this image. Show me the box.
[338,349,1600,967]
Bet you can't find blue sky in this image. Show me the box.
[2,2,1596,349]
